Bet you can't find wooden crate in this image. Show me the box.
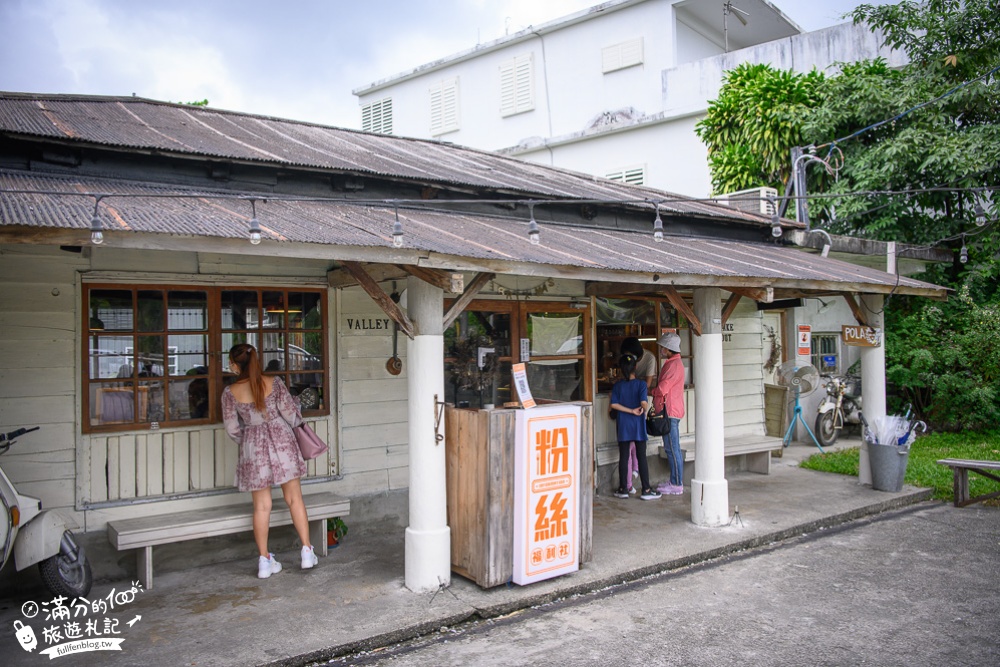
[445,403,593,588]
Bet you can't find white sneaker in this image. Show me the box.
[301,545,318,570]
[258,553,282,579]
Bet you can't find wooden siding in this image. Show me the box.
[0,245,86,511]
[337,286,409,494]
[85,419,333,503]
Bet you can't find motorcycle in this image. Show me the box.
[814,375,863,448]
[1,426,93,597]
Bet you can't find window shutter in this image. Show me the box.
[602,37,644,74]
[361,97,393,134]
[500,54,534,116]
[606,165,646,186]
[430,78,459,135]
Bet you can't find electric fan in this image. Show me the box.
[775,361,824,452]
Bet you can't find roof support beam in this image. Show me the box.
[726,286,773,303]
[328,263,407,288]
[840,292,870,328]
[586,282,702,335]
[339,261,415,338]
[721,293,742,327]
[397,265,464,293]
[443,272,496,330]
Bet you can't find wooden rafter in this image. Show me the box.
[721,293,742,327]
[443,272,496,329]
[727,286,774,303]
[328,263,407,288]
[339,261,416,338]
[839,292,870,327]
[395,265,464,293]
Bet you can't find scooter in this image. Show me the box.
[1,426,93,597]
[814,375,863,448]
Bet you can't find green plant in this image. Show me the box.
[327,517,348,541]
[800,431,1000,502]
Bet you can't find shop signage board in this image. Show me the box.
[513,404,580,585]
[511,362,536,409]
[842,325,882,347]
[797,325,811,356]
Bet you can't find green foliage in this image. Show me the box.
[801,431,1000,502]
[696,63,825,195]
[886,287,1000,430]
[185,99,209,107]
[327,516,348,540]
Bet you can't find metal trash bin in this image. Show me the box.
[869,443,910,492]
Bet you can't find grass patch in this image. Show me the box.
[800,431,1000,502]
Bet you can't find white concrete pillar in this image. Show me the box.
[859,293,886,486]
[691,287,729,526]
[404,276,451,592]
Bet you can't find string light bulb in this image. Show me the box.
[392,205,404,248]
[974,202,987,227]
[248,199,262,245]
[959,235,968,264]
[90,196,104,245]
[652,202,664,242]
[526,202,540,245]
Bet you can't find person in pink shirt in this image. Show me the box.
[652,333,685,495]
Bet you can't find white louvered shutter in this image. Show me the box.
[430,78,459,135]
[500,54,534,116]
[361,98,393,134]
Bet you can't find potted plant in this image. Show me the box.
[327,517,348,548]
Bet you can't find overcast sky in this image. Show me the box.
[0,0,870,130]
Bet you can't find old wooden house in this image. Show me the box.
[0,93,946,592]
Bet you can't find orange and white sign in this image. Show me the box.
[513,405,580,585]
[511,362,536,409]
[797,324,812,356]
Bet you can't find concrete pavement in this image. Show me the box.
[0,439,944,667]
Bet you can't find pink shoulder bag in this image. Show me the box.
[294,423,328,460]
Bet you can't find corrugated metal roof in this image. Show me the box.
[0,93,769,225]
[0,169,945,297]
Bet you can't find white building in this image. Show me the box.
[353,0,905,198]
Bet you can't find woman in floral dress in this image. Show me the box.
[222,343,319,579]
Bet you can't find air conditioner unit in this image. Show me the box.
[717,186,778,216]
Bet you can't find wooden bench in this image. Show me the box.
[936,459,1000,507]
[659,434,779,474]
[107,491,350,589]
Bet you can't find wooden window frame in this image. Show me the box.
[83,284,328,434]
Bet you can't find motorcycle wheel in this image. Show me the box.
[815,411,839,448]
[39,531,93,598]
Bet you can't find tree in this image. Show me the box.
[695,63,825,196]
[697,0,1000,430]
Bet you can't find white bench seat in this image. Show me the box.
[660,434,781,474]
[107,491,350,589]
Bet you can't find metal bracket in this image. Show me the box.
[434,394,446,445]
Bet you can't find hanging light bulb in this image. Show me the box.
[974,202,987,227]
[248,199,262,245]
[90,196,104,245]
[959,236,968,264]
[652,202,664,242]
[392,205,404,248]
[526,202,540,245]
[769,196,782,237]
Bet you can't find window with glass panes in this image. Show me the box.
[84,285,327,432]
[810,333,839,373]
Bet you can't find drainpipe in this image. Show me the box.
[532,30,555,165]
[404,276,451,592]
[691,287,729,526]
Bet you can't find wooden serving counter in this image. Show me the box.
[444,403,594,588]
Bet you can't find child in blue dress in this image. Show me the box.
[610,353,661,500]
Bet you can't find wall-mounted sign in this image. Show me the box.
[797,324,812,356]
[520,338,531,362]
[513,405,580,586]
[511,363,536,409]
[340,315,392,334]
[842,325,882,347]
